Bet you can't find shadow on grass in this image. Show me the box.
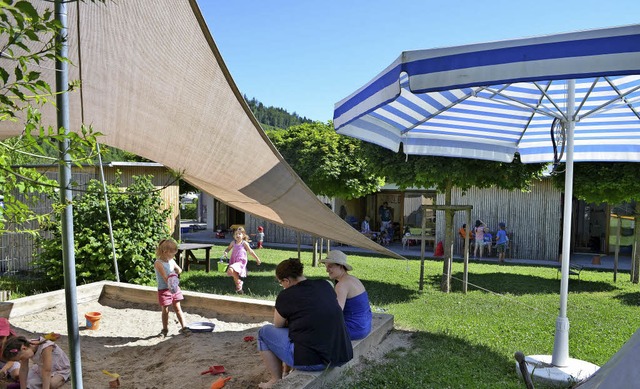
[424,272,617,295]
[614,291,640,306]
[181,267,417,305]
[339,330,522,389]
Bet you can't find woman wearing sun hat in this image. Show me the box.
[321,250,372,341]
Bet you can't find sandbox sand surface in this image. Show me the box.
[10,300,271,389]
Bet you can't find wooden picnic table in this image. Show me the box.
[175,243,214,272]
[402,234,435,250]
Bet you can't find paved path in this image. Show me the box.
[180,223,632,272]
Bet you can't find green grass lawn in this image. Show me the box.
[178,246,640,388]
[179,247,640,388]
[9,246,635,388]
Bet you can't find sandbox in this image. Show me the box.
[1,281,393,389]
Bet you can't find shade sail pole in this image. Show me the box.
[552,79,576,367]
[55,1,83,387]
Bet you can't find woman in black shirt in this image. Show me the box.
[257,258,353,388]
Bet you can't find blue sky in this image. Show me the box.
[198,1,639,122]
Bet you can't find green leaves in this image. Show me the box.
[267,121,384,199]
[36,175,172,286]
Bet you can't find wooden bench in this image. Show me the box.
[557,264,584,281]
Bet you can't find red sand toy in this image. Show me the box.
[201,365,225,376]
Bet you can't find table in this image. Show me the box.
[176,243,214,272]
[402,235,435,250]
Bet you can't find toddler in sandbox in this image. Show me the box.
[3,336,70,389]
[154,238,191,337]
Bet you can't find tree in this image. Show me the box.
[0,2,99,234]
[267,121,384,199]
[362,143,547,292]
[553,162,640,283]
[36,174,171,286]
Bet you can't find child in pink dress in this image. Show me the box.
[223,227,261,294]
[3,336,70,389]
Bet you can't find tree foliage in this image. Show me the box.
[244,95,312,130]
[361,143,547,193]
[267,121,384,199]
[552,162,640,205]
[36,175,171,286]
[0,1,100,233]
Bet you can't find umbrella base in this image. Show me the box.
[515,354,598,387]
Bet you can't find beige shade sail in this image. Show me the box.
[0,0,401,259]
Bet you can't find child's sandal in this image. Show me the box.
[159,329,168,337]
[236,280,244,294]
[179,327,192,337]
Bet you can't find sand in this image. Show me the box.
[8,299,413,389]
[9,300,272,389]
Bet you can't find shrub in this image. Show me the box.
[36,174,171,286]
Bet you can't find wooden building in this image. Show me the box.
[0,162,179,273]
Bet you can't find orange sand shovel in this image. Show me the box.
[210,376,231,389]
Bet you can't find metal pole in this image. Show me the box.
[552,79,575,367]
[419,205,426,290]
[96,145,120,282]
[55,1,83,387]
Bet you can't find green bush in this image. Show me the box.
[36,174,171,286]
[180,202,197,220]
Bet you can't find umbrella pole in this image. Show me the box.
[552,79,575,367]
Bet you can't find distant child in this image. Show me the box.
[473,221,485,258]
[482,227,493,256]
[3,335,70,389]
[154,238,191,337]
[0,318,20,384]
[496,222,508,263]
[256,226,265,249]
[223,227,261,294]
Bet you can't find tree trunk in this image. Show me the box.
[440,182,453,292]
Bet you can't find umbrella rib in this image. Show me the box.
[594,77,640,121]
[481,85,561,120]
[579,82,640,120]
[518,82,554,144]
[400,88,486,134]
[573,77,599,120]
[532,81,568,121]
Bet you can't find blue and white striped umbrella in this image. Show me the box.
[334,23,640,372]
[334,24,640,164]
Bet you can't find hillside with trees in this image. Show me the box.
[244,95,313,130]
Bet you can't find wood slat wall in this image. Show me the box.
[436,179,562,261]
[1,165,179,272]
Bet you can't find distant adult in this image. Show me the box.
[257,258,353,388]
[379,202,393,232]
[321,250,372,340]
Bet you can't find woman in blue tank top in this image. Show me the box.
[321,250,372,341]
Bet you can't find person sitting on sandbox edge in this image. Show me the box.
[257,258,353,388]
[321,250,372,341]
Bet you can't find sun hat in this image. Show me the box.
[0,318,15,337]
[320,250,353,271]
